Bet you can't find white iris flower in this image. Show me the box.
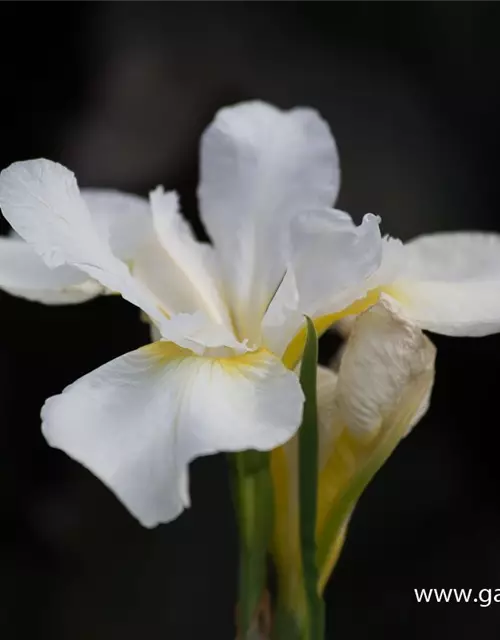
[0,101,384,527]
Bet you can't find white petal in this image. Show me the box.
[368,235,405,289]
[158,310,247,355]
[262,210,382,354]
[42,343,304,527]
[198,101,340,340]
[331,236,405,338]
[290,211,382,316]
[136,187,231,327]
[0,235,102,304]
[261,268,302,356]
[391,232,500,336]
[82,189,152,261]
[0,159,167,330]
[335,296,436,438]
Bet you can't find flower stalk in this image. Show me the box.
[231,450,274,639]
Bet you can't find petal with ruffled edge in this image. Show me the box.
[42,342,304,527]
[198,101,340,341]
[291,210,382,316]
[388,231,500,336]
[263,210,383,361]
[0,159,168,331]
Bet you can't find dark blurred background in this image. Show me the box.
[1,3,500,638]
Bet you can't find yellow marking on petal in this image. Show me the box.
[143,340,193,360]
[217,348,272,368]
[145,340,272,375]
[382,281,414,308]
[282,288,381,370]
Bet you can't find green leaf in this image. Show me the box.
[298,316,324,640]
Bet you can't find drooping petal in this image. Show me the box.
[0,159,168,330]
[0,188,151,305]
[133,187,231,327]
[388,231,500,336]
[42,342,304,527]
[263,209,383,358]
[82,189,152,261]
[198,101,340,340]
[0,235,102,304]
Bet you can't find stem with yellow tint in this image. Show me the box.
[272,317,324,640]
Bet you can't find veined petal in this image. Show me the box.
[0,235,102,304]
[134,187,231,327]
[0,159,167,330]
[389,232,500,336]
[335,296,435,439]
[42,343,304,527]
[82,189,152,261]
[0,188,151,305]
[315,298,436,589]
[198,101,340,341]
[316,365,341,468]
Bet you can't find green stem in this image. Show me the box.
[230,450,273,638]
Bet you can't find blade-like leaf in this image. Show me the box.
[298,316,324,639]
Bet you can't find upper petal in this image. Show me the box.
[262,210,382,356]
[198,101,340,340]
[290,210,382,317]
[42,343,304,527]
[389,231,500,336]
[0,235,102,304]
[82,189,152,261]
[0,159,168,330]
[134,187,231,327]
